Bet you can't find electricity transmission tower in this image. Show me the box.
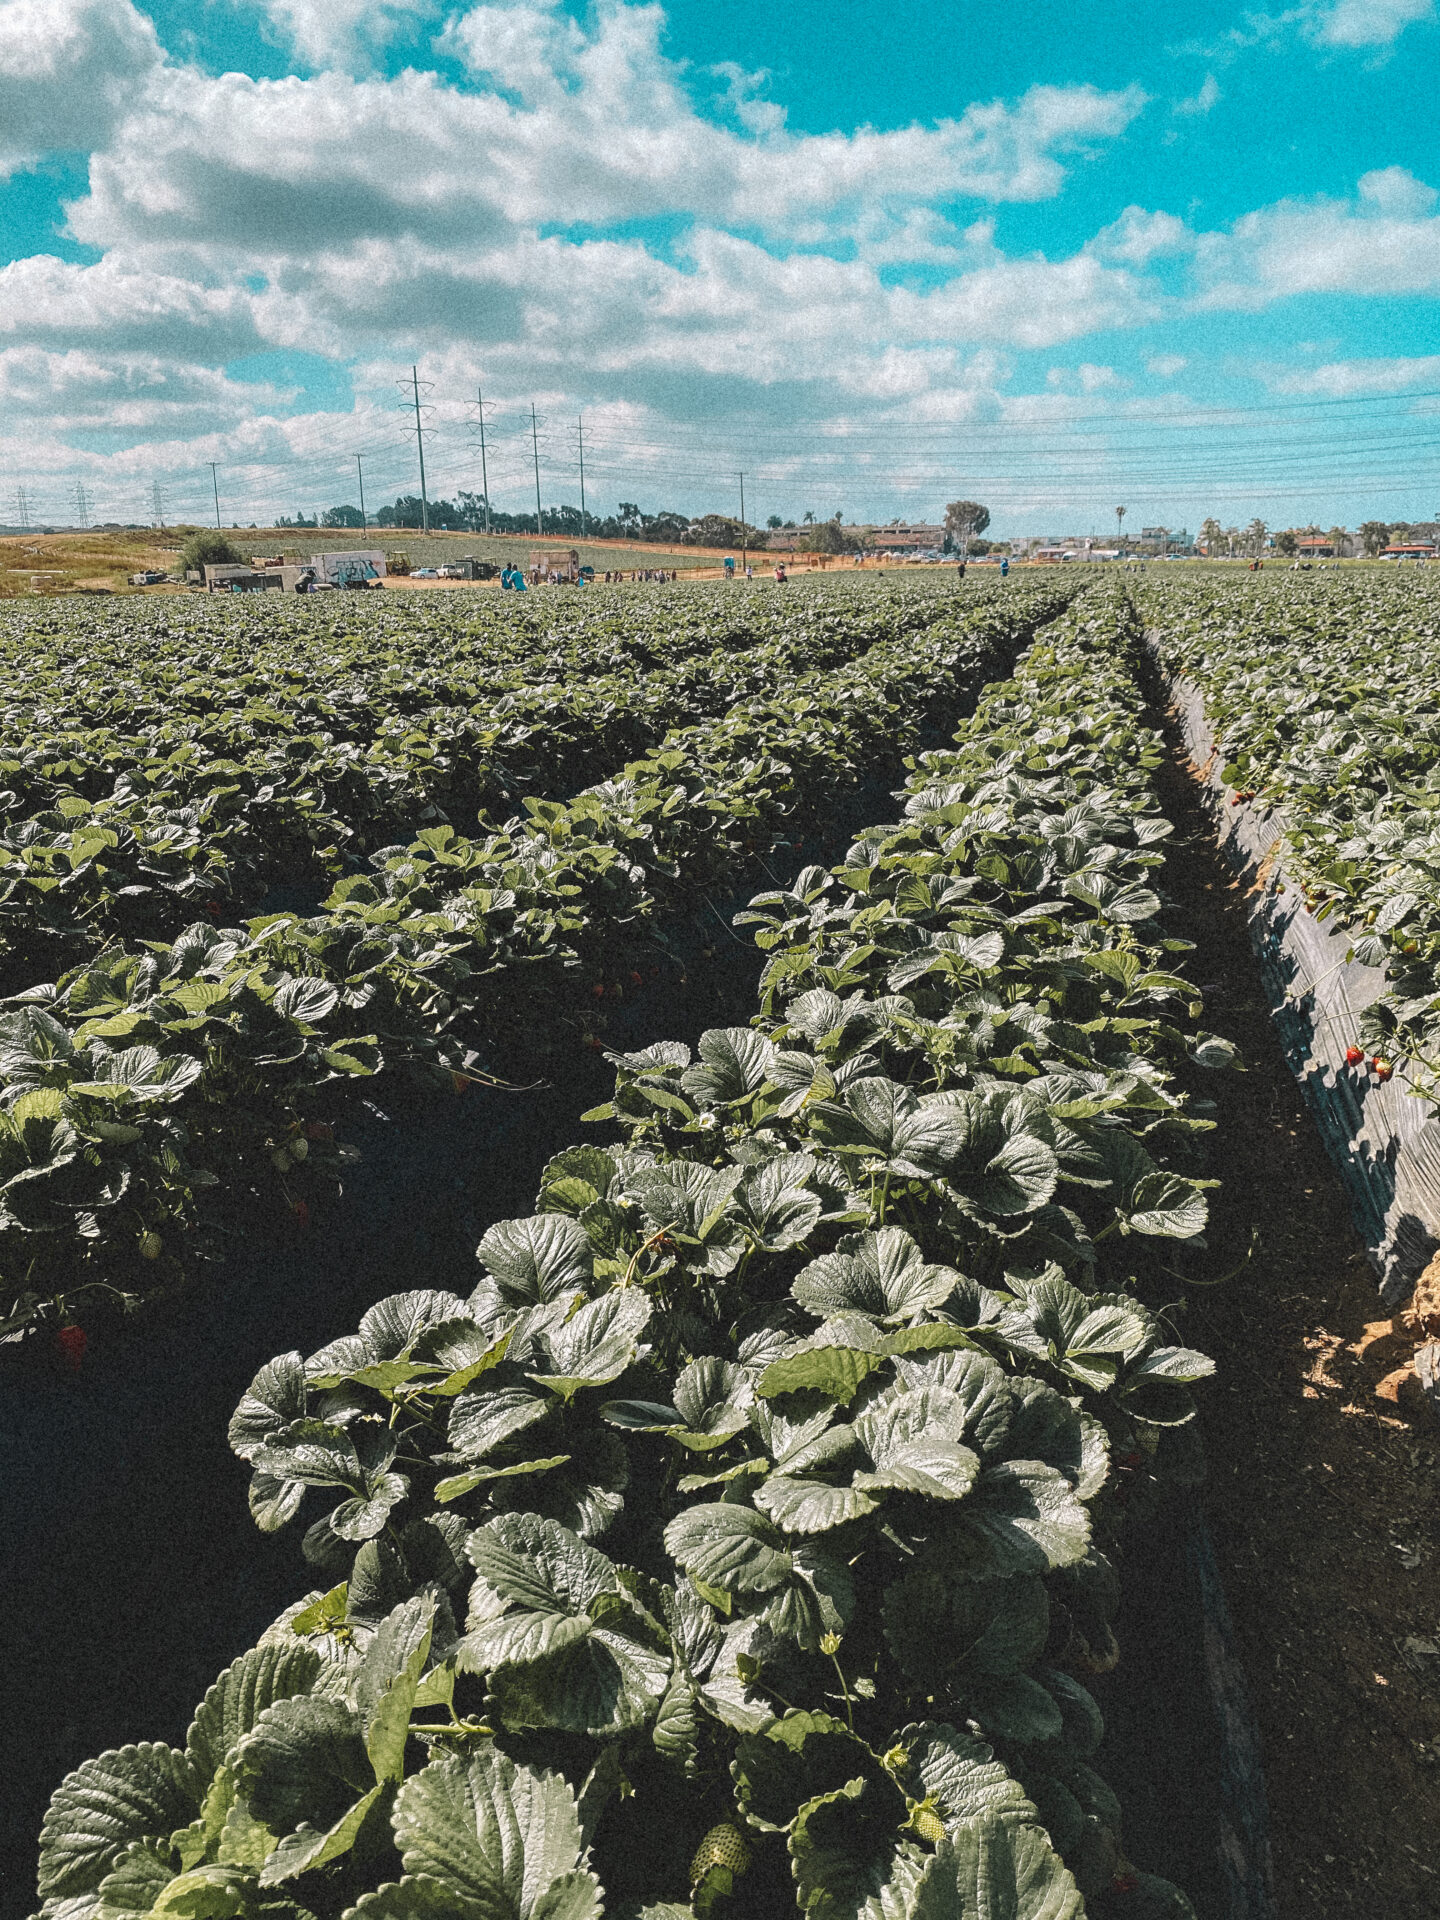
[468,390,492,534]
[398,366,433,531]
[151,479,167,529]
[14,486,30,529]
[531,405,544,537]
[72,481,90,529]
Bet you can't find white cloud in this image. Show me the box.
[253,0,437,71]
[1172,0,1433,59]
[1173,73,1222,114]
[1255,352,1440,393]
[1311,0,1434,46]
[1195,168,1440,302]
[1047,362,1125,392]
[1358,164,1439,216]
[1147,353,1189,376]
[0,254,263,357]
[59,10,1143,268]
[0,344,294,430]
[1090,206,1195,265]
[0,0,161,173]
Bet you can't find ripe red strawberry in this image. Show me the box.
[1112,1874,1139,1894]
[1345,1046,1364,1066]
[629,970,642,987]
[452,1072,470,1095]
[56,1324,87,1371]
[591,982,605,999]
[306,1120,333,1142]
[292,1198,310,1230]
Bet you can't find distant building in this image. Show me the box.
[869,524,946,551]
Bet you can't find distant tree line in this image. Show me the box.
[281,494,1009,555]
[294,495,773,544]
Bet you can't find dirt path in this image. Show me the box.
[1151,710,1440,1916]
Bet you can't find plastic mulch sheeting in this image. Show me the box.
[1163,649,1440,1307]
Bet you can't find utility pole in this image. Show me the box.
[577,414,588,539]
[738,472,746,572]
[410,366,429,532]
[531,405,544,537]
[356,454,367,533]
[476,389,491,534]
[209,462,222,529]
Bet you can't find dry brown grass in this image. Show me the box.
[0,529,184,598]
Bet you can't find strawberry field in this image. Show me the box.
[1140,569,1440,1101]
[0,577,1067,1338]
[7,574,1255,1920]
[30,568,1440,1919]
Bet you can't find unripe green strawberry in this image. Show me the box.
[289,1136,309,1162]
[907,1803,947,1844]
[139,1230,163,1260]
[690,1824,750,1883]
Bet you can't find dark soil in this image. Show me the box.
[1152,711,1440,1917]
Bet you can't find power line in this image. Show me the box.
[356,453,367,534]
[530,405,544,538]
[208,462,221,530]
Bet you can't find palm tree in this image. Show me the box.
[1246,517,1268,556]
[1200,517,1223,556]
[1115,505,1126,545]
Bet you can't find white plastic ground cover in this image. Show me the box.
[1162,648,1440,1306]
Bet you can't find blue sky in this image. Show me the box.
[1,0,1438,533]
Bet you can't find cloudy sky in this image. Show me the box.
[2,0,1439,533]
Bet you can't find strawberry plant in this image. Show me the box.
[1142,568,1440,1099]
[29,587,1215,1918]
[1,583,1075,1336]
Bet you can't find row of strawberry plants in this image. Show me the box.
[2,583,971,986]
[0,586,1069,1336]
[29,586,1219,1919]
[1139,569,1440,1098]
